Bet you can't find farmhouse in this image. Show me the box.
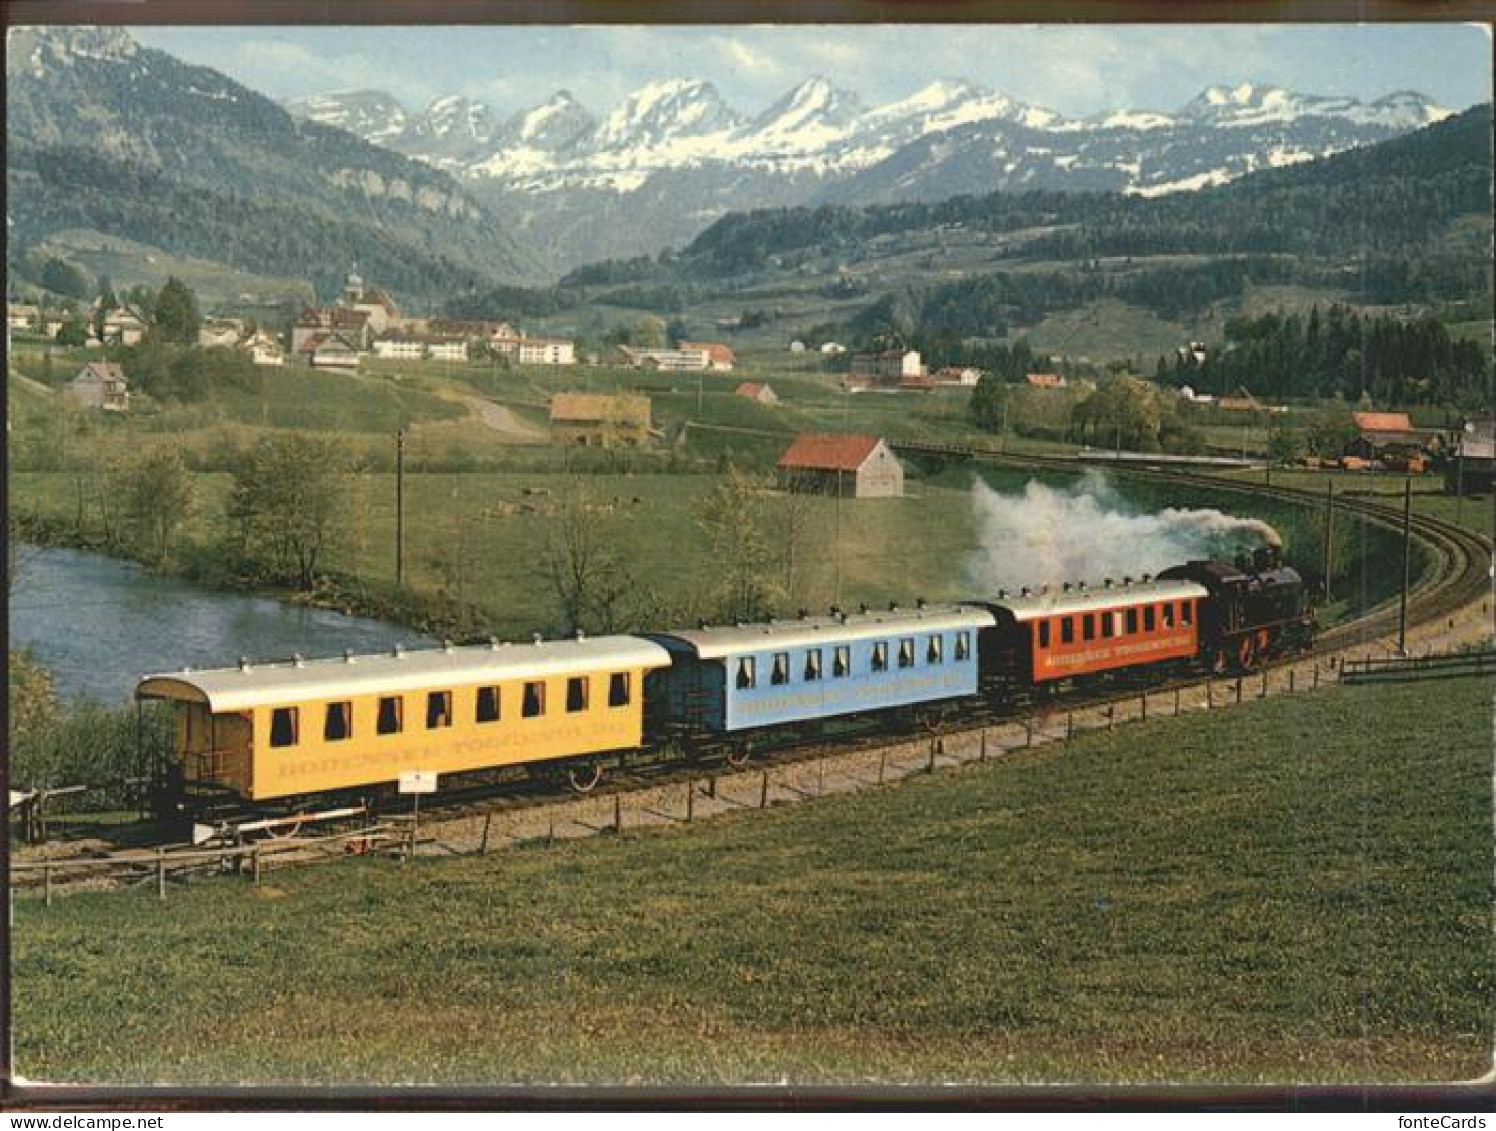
[1447,418,1495,494]
[8,303,40,331]
[777,433,904,499]
[678,341,735,371]
[549,393,652,447]
[292,307,372,354]
[244,329,285,366]
[1025,372,1066,389]
[198,318,247,348]
[300,332,362,370]
[69,361,129,412]
[1348,410,1440,466]
[932,366,983,387]
[340,272,402,335]
[850,349,923,387]
[100,305,149,346]
[735,381,778,405]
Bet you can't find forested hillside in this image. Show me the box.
[6,28,537,305]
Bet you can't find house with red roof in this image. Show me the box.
[679,341,736,370]
[777,433,903,498]
[735,381,778,405]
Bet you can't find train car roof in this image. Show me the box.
[648,604,996,660]
[987,578,1209,623]
[136,636,673,712]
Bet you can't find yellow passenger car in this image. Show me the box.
[136,636,673,803]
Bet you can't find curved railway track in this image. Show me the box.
[14,454,1492,879]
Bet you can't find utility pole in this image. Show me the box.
[395,429,405,587]
[1455,445,1465,529]
[1397,476,1412,655]
[1322,478,1334,604]
[1000,396,1009,455]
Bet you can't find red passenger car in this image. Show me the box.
[977,578,1211,687]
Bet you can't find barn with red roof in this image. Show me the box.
[776,433,904,498]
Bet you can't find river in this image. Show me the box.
[8,545,434,705]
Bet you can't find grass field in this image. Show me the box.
[13,675,1493,1086]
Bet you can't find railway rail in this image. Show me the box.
[12,453,1492,891]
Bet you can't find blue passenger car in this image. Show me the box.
[645,604,996,734]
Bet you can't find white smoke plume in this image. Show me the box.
[966,470,1282,593]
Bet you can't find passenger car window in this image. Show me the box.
[1182,602,1194,625]
[898,639,915,668]
[833,646,851,677]
[771,653,790,686]
[523,681,546,717]
[608,673,630,707]
[1143,606,1156,632]
[476,686,500,723]
[736,657,756,690]
[324,702,352,742]
[1038,621,1050,648]
[426,690,453,729]
[1125,609,1139,634]
[955,631,970,660]
[1082,614,1095,641]
[927,635,943,663]
[1162,603,1175,628]
[1060,617,1075,644]
[270,706,298,748]
[566,676,589,712]
[803,649,822,681]
[1101,612,1115,638]
[871,642,889,672]
[377,696,402,735]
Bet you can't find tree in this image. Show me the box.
[629,315,668,349]
[544,479,633,635]
[968,373,1008,431]
[697,467,777,622]
[152,277,200,344]
[54,318,87,346]
[226,435,345,589]
[93,286,118,341]
[40,257,91,300]
[123,448,195,563]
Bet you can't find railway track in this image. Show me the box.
[14,455,1492,886]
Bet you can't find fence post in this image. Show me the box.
[480,813,492,855]
[614,793,623,836]
[818,759,826,795]
[156,849,167,901]
[252,845,262,885]
[547,815,555,846]
[979,730,988,763]
[1313,664,1320,690]
[878,748,887,784]
[1174,687,1181,716]
[708,775,717,800]
[759,771,769,809]
[1140,692,1148,722]
[1235,675,1243,703]
[685,781,694,823]
[1107,705,1115,731]
[44,863,53,907]
[927,739,937,773]
[1261,665,1269,699]
[1026,717,1034,747]
[1289,668,1296,693]
[1065,711,1073,743]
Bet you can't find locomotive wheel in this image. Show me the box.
[566,762,605,794]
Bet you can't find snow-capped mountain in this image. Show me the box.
[293,76,1448,194]
[283,75,1451,271]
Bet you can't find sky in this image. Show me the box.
[132,23,1492,121]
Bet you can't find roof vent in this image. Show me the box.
[239,657,251,672]
[293,653,306,668]
[1078,581,1087,591]
[1122,576,1133,586]
[829,605,841,617]
[443,638,455,653]
[735,619,746,628]
[698,619,708,630]
[916,597,926,609]
[859,603,869,615]
[1021,586,1030,597]
[1062,582,1072,593]
[798,608,808,620]
[343,649,355,663]
[1141,573,1151,583]
[532,632,544,645]
[1104,578,1113,588]
[997,588,1007,599]
[489,636,501,651]
[393,644,405,658]
[574,628,586,641]
[838,611,849,624]
[888,600,899,612]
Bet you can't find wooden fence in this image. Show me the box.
[1340,649,1496,684]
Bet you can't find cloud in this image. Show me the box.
[709,34,779,75]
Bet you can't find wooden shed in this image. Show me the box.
[549,393,652,447]
[777,433,903,498]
